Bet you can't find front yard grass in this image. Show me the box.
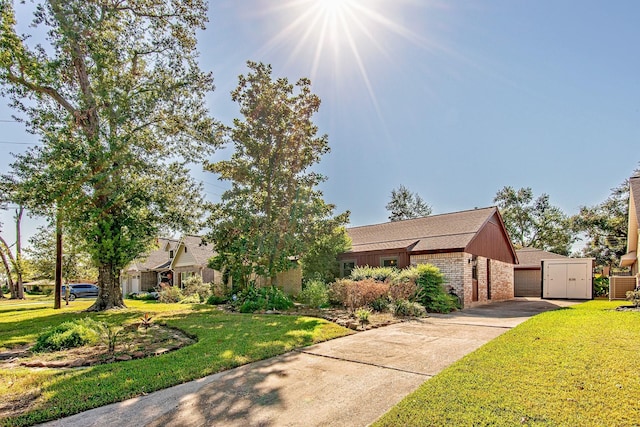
[0,299,351,426]
[374,300,640,426]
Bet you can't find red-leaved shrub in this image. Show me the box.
[329,278,389,311]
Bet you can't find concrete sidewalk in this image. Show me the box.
[40,298,576,427]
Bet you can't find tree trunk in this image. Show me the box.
[54,214,62,309]
[0,237,17,299]
[86,264,125,311]
[15,206,24,299]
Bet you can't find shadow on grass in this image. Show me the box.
[5,310,339,426]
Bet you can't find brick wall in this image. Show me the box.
[410,252,514,308]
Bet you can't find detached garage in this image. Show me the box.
[542,258,594,300]
[515,248,567,297]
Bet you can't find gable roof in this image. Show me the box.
[172,235,216,267]
[346,207,517,264]
[515,247,567,269]
[125,237,179,273]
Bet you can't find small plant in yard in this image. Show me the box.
[300,279,329,308]
[158,283,184,303]
[625,289,640,307]
[97,322,127,353]
[328,278,389,311]
[140,313,153,330]
[356,307,371,328]
[32,318,102,353]
[393,299,427,317]
[232,285,294,313]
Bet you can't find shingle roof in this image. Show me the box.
[126,237,179,272]
[346,207,497,253]
[180,235,216,266]
[515,247,567,269]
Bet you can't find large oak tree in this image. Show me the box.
[0,0,220,310]
[206,62,349,289]
[494,186,574,255]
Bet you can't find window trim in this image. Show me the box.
[341,259,356,277]
[380,257,399,268]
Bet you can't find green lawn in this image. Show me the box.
[374,300,640,426]
[0,298,351,426]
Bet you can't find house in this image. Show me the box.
[170,235,222,287]
[612,175,640,298]
[514,248,567,297]
[339,207,518,308]
[121,237,179,295]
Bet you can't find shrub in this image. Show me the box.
[32,318,102,353]
[626,289,640,307]
[594,275,609,297]
[414,263,457,313]
[179,294,202,304]
[356,307,371,327]
[350,266,398,282]
[393,299,427,317]
[233,285,294,313]
[329,278,389,311]
[182,275,211,302]
[158,284,184,303]
[328,278,350,306]
[300,279,329,308]
[389,280,419,302]
[206,294,228,305]
[370,296,390,312]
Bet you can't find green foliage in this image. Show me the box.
[494,186,574,255]
[32,318,101,353]
[179,294,202,304]
[127,292,158,301]
[25,226,97,282]
[1,0,221,311]
[386,184,432,221]
[626,289,640,307]
[0,300,350,424]
[158,285,184,304]
[233,285,294,313]
[299,279,330,308]
[370,296,390,312]
[572,171,637,269]
[414,264,457,313]
[206,294,228,305]
[356,307,371,327]
[206,61,349,287]
[593,275,609,297]
[375,301,640,427]
[349,266,399,282]
[182,275,211,302]
[301,227,352,282]
[393,299,427,317]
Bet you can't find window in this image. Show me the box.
[184,246,188,253]
[381,257,398,268]
[169,250,174,259]
[341,261,356,277]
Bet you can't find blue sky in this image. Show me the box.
[1,0,639,245]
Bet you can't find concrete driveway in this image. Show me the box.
[40,298,577,427]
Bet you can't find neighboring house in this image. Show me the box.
[170,235,222,288]
[339,207,518,308]
[612,175,640,298]
[121,238,179,295]
[514,248,567,297]
[620,176,640,276]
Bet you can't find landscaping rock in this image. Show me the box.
[116,354,132,361]
[132,351,146,359]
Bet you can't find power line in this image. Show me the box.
[0,140,41,145]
